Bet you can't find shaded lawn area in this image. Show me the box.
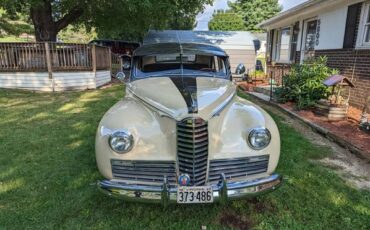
[0,84,369,229]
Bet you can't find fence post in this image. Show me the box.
[281,64,285,87]
[92,45,96,74]
[119,57,123,72]
[270,71,274,101]
[108,48,112,72]
[44,42,52,79]
[44,42,54,91]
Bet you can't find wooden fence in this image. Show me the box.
[111,53,122,76]
[0,42,112,73]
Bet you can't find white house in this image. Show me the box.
[259,0,370,108]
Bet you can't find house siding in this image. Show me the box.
[224,49,256,72]
[0,72,52,91]
[0,70,111,92]
[316,5,348,50]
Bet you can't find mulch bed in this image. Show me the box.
[280,102,370,155]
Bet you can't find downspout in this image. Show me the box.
[347,49,358,105]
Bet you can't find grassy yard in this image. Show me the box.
[0,85,369,229]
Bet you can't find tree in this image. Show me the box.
[208,10,245,31]
[229,0,281,32]
[58,25,96,43]
[92,0,212,41]
[0,8,33,37]
[0,0,213,42]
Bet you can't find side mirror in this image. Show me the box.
[235,63,246,75]
[115,72,126,82]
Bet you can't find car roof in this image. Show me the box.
[133,42,227,57]
[88,39,140,45]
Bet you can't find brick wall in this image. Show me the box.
[315,49,370,109]
[266,49,370,109]
[265,64,290,85]
[265,51,300,86]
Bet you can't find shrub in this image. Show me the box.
[249,70,266,79]
[276,56,338,109]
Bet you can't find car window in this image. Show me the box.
[132,53,228,79]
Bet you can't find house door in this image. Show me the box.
[301,19,318,62]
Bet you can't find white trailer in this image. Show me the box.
[143,30,260,73]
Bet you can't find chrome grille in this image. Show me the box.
[208,155,269,184]
[111,160,177,185]
[177,118,208,186]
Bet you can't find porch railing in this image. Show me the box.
[111,53,122,76]
[0,42,111,73]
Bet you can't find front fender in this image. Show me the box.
[208,96,280,174]
[95,97,177,179]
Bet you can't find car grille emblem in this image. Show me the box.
[178,174,191,186]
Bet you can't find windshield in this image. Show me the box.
[132,53,228,79]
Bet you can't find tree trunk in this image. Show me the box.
[30,0,56,41]
[30,0,83,42]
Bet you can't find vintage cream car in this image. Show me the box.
[96,43,282,205]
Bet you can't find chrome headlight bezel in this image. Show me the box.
[108,130,134,154]
[248,128,271,150]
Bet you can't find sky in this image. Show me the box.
[194,0,308,31]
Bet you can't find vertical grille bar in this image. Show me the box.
[177,118,208,186]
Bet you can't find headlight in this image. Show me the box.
[109,130,134,153]
[248,128,271,150]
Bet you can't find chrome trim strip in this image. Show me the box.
[211,91,235,118]
[100,127,132,137]
[100,126,113,136]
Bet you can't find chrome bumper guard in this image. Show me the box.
[97,173,282,206]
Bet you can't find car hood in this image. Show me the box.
[127,76,236,120]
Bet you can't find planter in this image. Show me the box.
[237,82,256,92]
[315,99,348,121]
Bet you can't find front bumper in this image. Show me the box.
[97,173,282,205]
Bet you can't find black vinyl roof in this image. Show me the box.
[133,42,227,57]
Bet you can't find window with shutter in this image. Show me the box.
[267,29,275,63]
[356,1,370,48]
[277,27,292,62]
[290,22,299,63]
[344,3,362,48]
[269,27,294,63]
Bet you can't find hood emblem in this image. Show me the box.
[190,91,198,113]
[178,174,191,186]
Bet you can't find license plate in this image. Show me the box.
[177,186,213,203]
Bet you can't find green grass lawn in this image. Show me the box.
[0,85,369,229]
